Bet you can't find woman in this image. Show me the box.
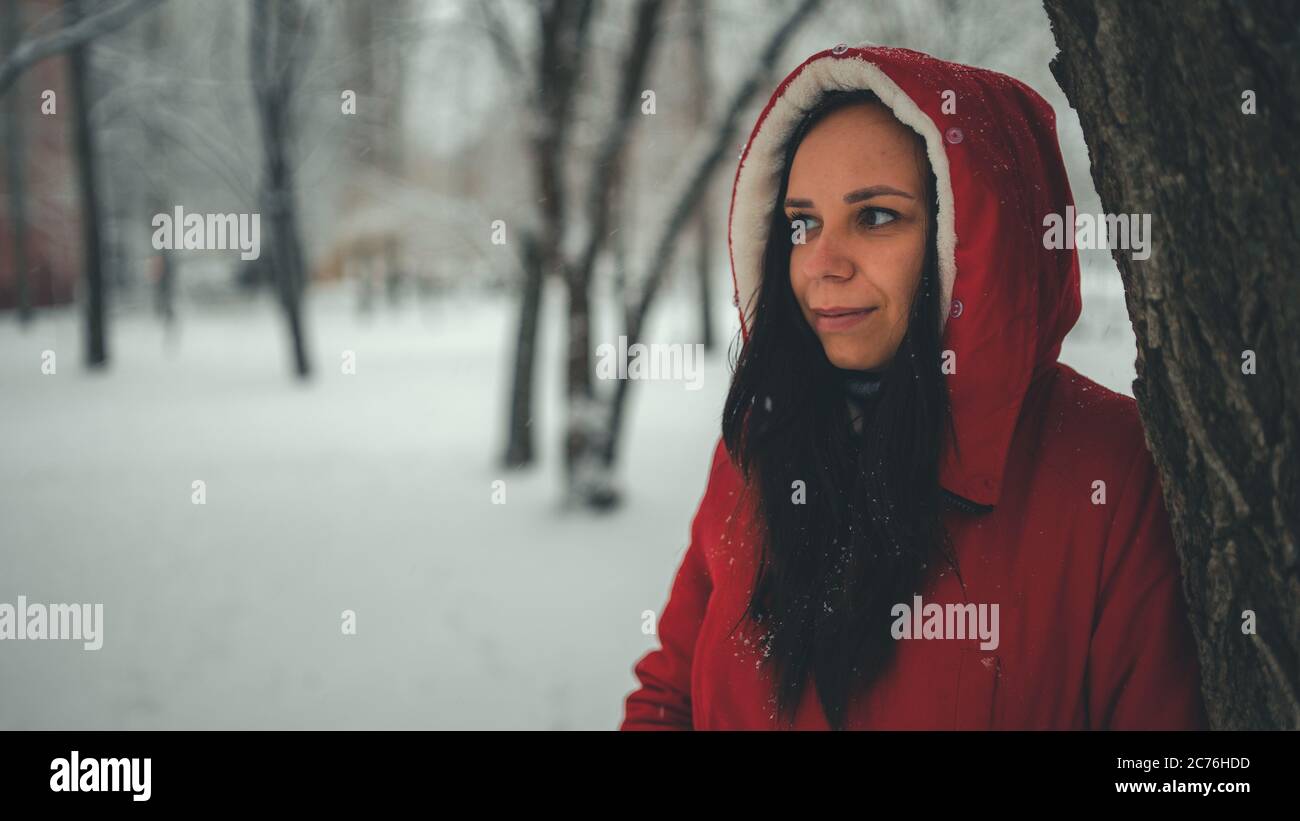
[620,43,1208,730]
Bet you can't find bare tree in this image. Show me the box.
[1044,0,1300,729]
[562,0,671,507]
[1,0,167,341]
[250,0,315,378]
[485,0,597,470]
[64,0,108,367]
[2,0,31,324]
[485,0,673,504]
[487,0,826,508]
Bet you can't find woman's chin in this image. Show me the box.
[821,342,885,371]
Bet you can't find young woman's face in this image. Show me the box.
[784,102,929,371]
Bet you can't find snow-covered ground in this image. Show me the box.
[0,271,1134,729]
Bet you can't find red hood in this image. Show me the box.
[726,43,1082,507]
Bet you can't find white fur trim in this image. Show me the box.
[731,44,957,335]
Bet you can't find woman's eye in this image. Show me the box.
[860,207,899,228]
[788,213,820,232]
[787,209,897,235]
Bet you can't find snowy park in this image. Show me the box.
[0,275,1135,730]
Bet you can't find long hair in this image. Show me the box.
[721,89,958,730]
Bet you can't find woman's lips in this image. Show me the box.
[812,307,878,332]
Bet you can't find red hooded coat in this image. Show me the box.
[620,44,1209,730]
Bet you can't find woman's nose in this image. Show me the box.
[796,224,855,283]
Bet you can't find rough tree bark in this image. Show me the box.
[1044,0,1299,729]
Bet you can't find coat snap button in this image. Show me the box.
[831,43,848,55]
[945,127,964,144]
[950,299,963,318]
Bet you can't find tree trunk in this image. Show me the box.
[3,0,31,324]
[250,0,312,379]
[65,0,107,367]
[695,208,715,352]
[687,0,715,352]
[503,230,543,468]
[563,0,666,509]
[497,0,594,471]
[144,2,174,329]
[1044,0,1300,730]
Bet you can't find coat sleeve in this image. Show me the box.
[620,439,726,730]
[1087,441,1210,730]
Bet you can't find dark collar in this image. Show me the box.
[943,488,994,514]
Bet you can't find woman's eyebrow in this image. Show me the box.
[844,185,915,203]
[784,185,916,209]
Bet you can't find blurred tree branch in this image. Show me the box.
[0,0,166,93]
[478,0,524,79]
